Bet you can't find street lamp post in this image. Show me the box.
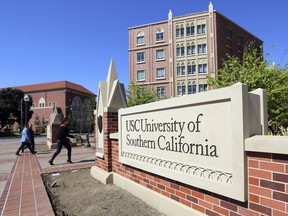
[20,99,23,131]
[23,95,30,125]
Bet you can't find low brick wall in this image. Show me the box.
[92,111,288,216]
[95,141,286,215]
[247,152,288,215]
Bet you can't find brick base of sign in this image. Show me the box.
[92,111,288,216]
[92,142,288,216]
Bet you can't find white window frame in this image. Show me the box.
[177,82,186,96]
[198,44,207,54]
[197,24,206,34]
[156,68,165,79]
[156,49,165,60]
[198,63,207,74]
[137,70,145,81]
[157,86,166,98]
[186,26,195,36]
[156,32,164,42]
[137,52,145,63]
[177,65,185,76]
[39,97,45,108]
[199,84,208,92]
[137,31,145,45]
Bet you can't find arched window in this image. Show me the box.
[177,62,185,76]
[177,82,186,96]
[186,22,195,36]
[176,43,185,57]
[156,28,164,42]
[82,99,89,112]
[187,61,196,75]
[137,31,145,45]
[72,97,82,112]
[38,97,45,108]
[187,41,196,55]
[188,81,197,94]
[176,24,184,38]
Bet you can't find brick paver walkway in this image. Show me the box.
[0,138,95,216]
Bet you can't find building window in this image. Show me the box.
[227,46,233,56]
[186,26,195,36]
[226,29,232,40]
[137,32,145,45]
[176,44,185,57]
[197,44,207,54]
[176,26,184,38]
[137,70,145,81]
[82,99,88,112]
[156,28,164,42]
[177,82,186,96]
[39,97,45,107]
[137,52,145,63]
[156,68,165,79]
[188,81,197,94]
[238,35,243,46]
[177,65,185,76]
[187,45,195,55]
[157,87,166,98]
[198,64,207,74]
[197,24,206,34]
[199,84,207,92]
[48,102,56,107]
[156,49,165,60]
[72,97,82,112]
[188,64,196,75]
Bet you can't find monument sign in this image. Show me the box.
[119,83,266,201]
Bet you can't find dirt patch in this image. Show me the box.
[42,168,166,216]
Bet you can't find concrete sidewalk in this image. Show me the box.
[0,138,96,216]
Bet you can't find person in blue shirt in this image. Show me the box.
[21,124,35,153]
[15,124,37,156]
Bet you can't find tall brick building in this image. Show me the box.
[14,80,95,133]
[128,2,263,98]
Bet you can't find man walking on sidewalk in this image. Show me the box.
[15,124,37,156]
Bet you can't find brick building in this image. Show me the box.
[128,2,263,98]
[14,80,95,133]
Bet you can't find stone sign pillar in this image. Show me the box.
[47,107,63,149]
[92,59,127,183]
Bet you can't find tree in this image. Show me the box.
[0,88,34,130]
[34,114,48,134]
[86,95,96,133]
[34,114,41,134]
[207,42,288,127]
[68,115,76,132]
[127,83,158,107]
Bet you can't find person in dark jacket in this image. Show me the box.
[48,117,75,165]
[28,124,35,151]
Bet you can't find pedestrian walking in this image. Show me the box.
[28,124,35,151]
[48,117,75,165]
[15,124,37,156]
[22,124,35,152]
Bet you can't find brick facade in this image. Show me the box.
[14,81,95,133]
[128,3,263,98]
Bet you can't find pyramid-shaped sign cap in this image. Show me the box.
[97,58,127,111]
[106,58,118,99]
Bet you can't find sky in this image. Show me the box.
[1,0,288,95]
